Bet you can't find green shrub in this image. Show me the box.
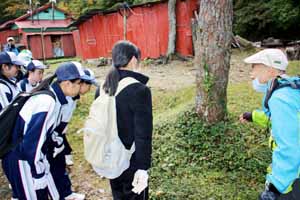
[150,108,271,199]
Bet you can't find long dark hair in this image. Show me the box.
[103,40,141,96]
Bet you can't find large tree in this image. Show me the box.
[194,0,233,124]
[166,0,177,61]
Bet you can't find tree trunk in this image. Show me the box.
[191,18,198,55]
[165,0,176,63]
[194,0,233,124]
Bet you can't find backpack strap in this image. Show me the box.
[31,90,56,100]
[0,79,14,108]
[0,79,13,96]
[264,76,300,110]
[115,77,139,97]
[20,79,27,92]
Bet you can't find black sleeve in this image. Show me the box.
[94,86,100,99]
[131,86,153,170]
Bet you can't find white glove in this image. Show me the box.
[132,170,148,194]
[65,154,74,166]
[33,176,48,190]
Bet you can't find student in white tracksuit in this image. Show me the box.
[49,67,97,200]
[0,51,25,112]
[1,62,85,200]
[17,60,47,92]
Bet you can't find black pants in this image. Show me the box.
[259,179,300,200]
[110,168,148,200]
[278,179,300,200]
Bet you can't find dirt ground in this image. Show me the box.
[0,51,251,200]
[90,51,251,90]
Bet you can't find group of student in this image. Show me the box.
[0,50,95,199]
[0,40,153,200]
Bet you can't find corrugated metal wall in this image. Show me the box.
[73,30,82,58]
[28,35,53,59]
[61,34,76,57]
[77,0,198,60]
[28,35,43,59]
[176,0,198,56]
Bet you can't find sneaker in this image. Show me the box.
[65,154,74,166]
[65,192,85,200]
[11,198,18,200]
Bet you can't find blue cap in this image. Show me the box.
[81,68,98,85]
[0,51,26,66]
[27,60,47,71]
[55,61,85,81]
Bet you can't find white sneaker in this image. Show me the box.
[65,154,74,166]
[65,192,85,200]
[11,198,18,200]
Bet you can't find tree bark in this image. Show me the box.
[165,0,177,63]
[194,0,233,124]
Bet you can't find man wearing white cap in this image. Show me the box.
[3,37,19,56]
[17,60,48,92]
[240,49,300,200]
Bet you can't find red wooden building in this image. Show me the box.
[72,0,198,60]
[0,3,76,59]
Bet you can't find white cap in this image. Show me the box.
[71,61,85,77]
[244,49,288,71]
[27,60,48,71]
[82,68,98,85]
[7,37,14,42]
[6,52,26,66]
[18,50,33,66]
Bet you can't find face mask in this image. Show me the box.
[252,78,268,93]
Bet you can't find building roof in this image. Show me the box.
[15,20,71,29]
[25,31,72,36]
[0,3,73,31]
[70,0,165,27]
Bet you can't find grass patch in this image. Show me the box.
[150,83,269,199]
[45,57,81,65]
[152,87,195,125]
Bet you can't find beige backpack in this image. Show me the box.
[82,77,138,179]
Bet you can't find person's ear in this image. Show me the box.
[2,64,9,71]
[130,56,139,69]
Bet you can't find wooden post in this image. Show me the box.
[123,14,127,40]
[41,27,46,63]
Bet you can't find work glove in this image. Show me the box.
[132,170,148,194]
[239,112,252,123]
[65,154,74,166]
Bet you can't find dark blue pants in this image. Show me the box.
[48,153,72,200]
[2,152,49,200]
